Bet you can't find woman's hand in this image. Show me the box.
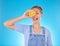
[22,10,30,18]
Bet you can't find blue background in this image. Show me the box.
[0,0,60,46]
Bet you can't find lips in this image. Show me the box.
[33,17,38,21]
[36,18,38,20]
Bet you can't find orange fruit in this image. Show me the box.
[29,10,35,17]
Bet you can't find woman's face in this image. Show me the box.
[31,8,42,23]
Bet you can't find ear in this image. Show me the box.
[40,13,42,17]
[40,14,42,19]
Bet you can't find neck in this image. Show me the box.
[32,21,42,34]
[32,21,41,30]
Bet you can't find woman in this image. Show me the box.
[4,6,53,46]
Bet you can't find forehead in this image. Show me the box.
[32,8,40,12]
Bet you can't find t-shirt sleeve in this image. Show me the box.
[46,29,53,46]
[14,24,30,34]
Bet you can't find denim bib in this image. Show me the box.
[28,26,45,46]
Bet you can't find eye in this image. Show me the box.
[36,13,39,14]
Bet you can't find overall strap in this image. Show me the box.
[42,27,45,35]
[30,25,32,34]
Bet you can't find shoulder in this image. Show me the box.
[15,24,30,27]
[14,24,31,31]
[14,24,31,34]
[41,26,51,35]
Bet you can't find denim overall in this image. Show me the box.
[28,26,45,46]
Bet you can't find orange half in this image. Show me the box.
[29,10,35,17]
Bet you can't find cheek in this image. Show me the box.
[37,15,42,19]
[37,14,41,18]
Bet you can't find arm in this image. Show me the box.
[4,10,29,30]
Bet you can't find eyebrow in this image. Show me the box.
[36,11,40,13]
